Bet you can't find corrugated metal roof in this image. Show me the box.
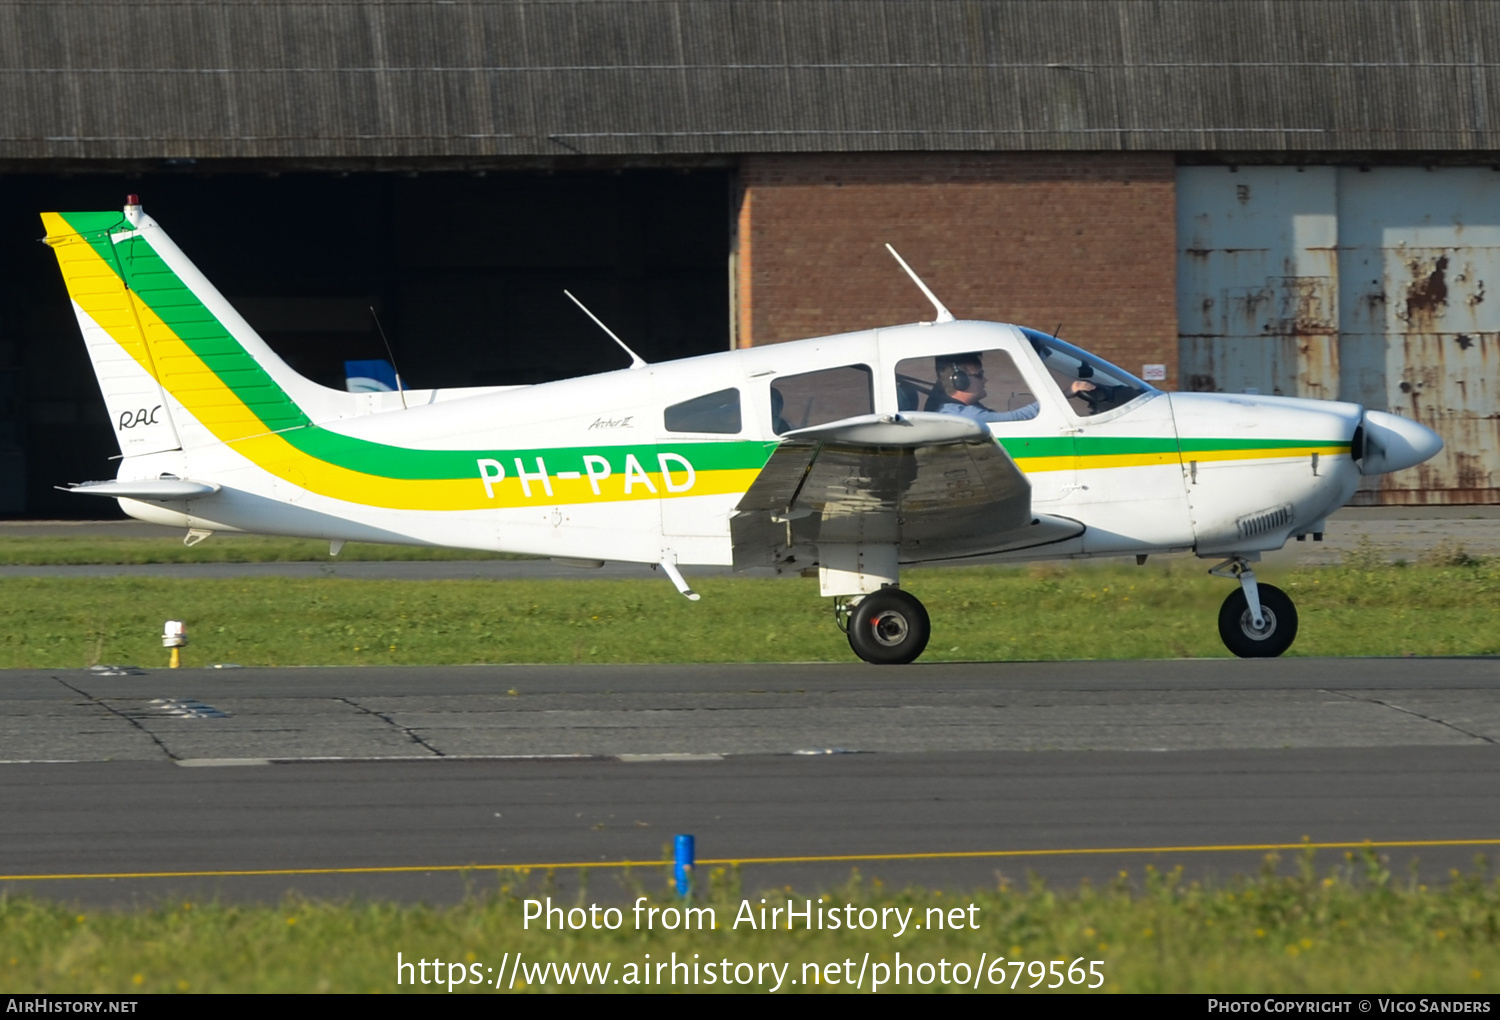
[4,0,1500,160]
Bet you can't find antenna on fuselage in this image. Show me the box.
[369,306,409,410]
[885,244,955,324]
[564,290,648,369]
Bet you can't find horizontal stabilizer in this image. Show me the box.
[61,478,220,500]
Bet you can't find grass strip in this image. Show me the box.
[0,535,523,565]
[4,851,1500,993]
[2,560,1500,667]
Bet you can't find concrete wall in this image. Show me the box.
[735,153,1180,387]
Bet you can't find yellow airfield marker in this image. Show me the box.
[2,837,1498,883]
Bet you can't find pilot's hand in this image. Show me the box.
[1069,380,1097,395]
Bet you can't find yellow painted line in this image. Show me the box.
[700,838,1500,865]
[3,838,1495,882]
[0,863,663,881]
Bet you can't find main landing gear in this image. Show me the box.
[828,555,1299,663]
[836,588,932,665]
[1209,556,1299,658]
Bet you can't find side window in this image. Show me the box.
[895,348,1039,422]
[769,364,873,435]
[664,388,741,434]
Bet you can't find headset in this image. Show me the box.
[937,357,980,394]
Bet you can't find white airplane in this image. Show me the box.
[42,198,1443,664]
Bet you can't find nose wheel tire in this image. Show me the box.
[847,589,931,665]
[1217,583,1298,658]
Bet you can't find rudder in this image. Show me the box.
[42,198,354,455]
[43,208,182,456]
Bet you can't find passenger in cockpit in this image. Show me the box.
[932,353,1093,422]
[770,386,792,434]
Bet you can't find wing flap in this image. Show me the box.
[732,414,1081,568]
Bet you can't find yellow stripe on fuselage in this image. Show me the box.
[45,215,1353,512]
[1015,446,1347,474]
[1010,454,1071,473]
[1184,444,1348,463]
[227,431,762,511]
[44,215,761,512]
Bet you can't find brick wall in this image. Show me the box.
[735,153,1180,388]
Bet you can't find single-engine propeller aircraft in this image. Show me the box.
[42,199,1443,664]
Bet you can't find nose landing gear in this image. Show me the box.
[1209,556,1299,658]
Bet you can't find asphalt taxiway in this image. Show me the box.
[3,659,1498,902]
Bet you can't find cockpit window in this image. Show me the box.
[1020,328,1152,416]
[895,349,1040,423]
[769,364,873,435]
[664,388,741,434]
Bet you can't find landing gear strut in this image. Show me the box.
[821,544,930,664]
[840,588,931,665]
[1209,556,1298,658]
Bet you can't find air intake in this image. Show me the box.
[1236,504,1293,539]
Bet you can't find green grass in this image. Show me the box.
[0,534,523,565]
[4,852,1500,992]
[2,559,1500,668]
[4,544,1496,993]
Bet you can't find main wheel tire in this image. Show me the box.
[846,588,931,665]
[1217,583,1298,658]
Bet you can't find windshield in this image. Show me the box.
[1019,327,1153,416]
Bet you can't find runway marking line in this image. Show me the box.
[3,838,1499,882]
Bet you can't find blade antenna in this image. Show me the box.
[885,244,954,324]
[565,290,647,369]
[369,306,408,410]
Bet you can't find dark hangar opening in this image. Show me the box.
[0,169,732,516]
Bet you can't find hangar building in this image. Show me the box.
[2,0,1498,513]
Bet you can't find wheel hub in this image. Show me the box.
[871,610,910,646]
[1239,607,1277,638]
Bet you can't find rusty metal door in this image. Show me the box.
[1337,168,1500,504]
[1178,167,1341,402]
[1178,165,1500,505]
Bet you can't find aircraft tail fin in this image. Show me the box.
[42,198,348,455]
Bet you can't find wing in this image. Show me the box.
[731,412,1084,570]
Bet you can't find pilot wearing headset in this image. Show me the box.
[933,353,1094,423]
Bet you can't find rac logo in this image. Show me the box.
[118,405,163,430]
[476,453,695,499]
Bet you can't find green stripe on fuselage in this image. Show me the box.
[56,212,780,483]
[999,435,1350,462]
[1178,437,1350,453]
[283,429,780,480]
[52,213,1349,488]
[58,210,313,435]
